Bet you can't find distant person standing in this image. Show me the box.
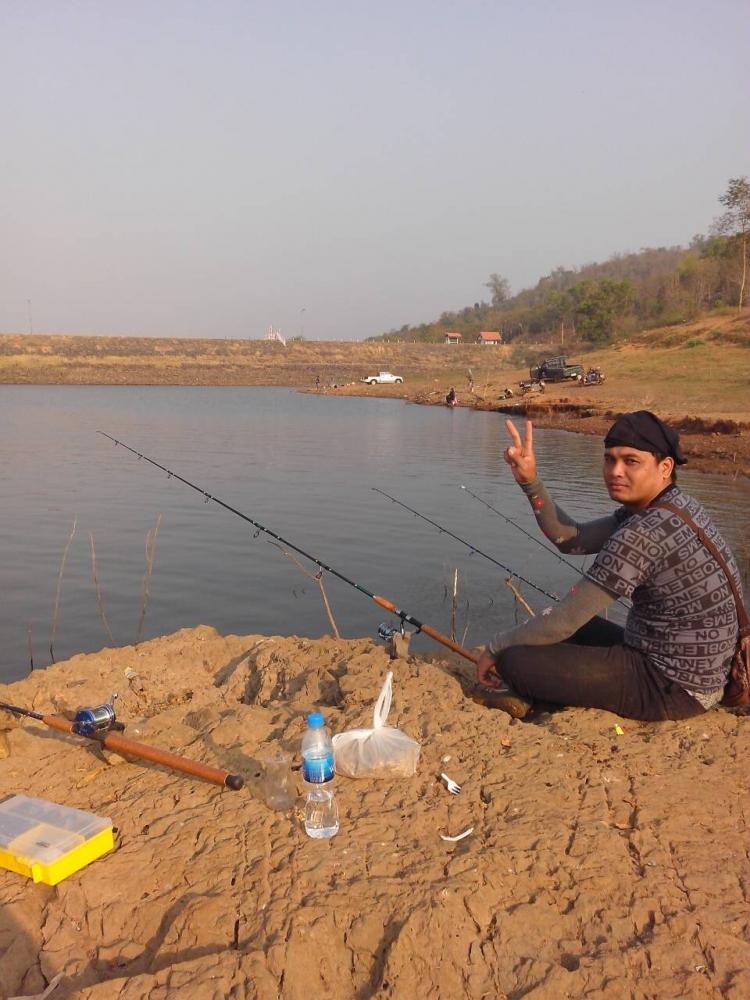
[467,368,475,393]
[315,375,320,390]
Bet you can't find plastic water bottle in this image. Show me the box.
[302,711,339,839]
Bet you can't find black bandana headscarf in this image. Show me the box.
[604,410,687,465]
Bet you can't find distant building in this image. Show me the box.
[264,325,287,346]
[477,331,502,345]
[444,331,463,345]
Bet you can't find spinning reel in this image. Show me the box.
[377,621,405,642]
[71,692,126,738]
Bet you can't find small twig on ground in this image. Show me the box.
[89,532,114,644]
[505,576,535,617]
[49,517,77,663]
[268,542,340,637]
[136,513,162,645]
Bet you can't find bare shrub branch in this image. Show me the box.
[49,517,77,663]
[451,568,458,641]
[136,513,162,645]
[268,542,340,638]
[505,576,535,618]
[89,532,114,644]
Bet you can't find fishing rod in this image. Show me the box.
[97,432,478,664]
[372,487,560,603]
[0,698,244,790]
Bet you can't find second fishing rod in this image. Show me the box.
[372,487,561,602]
[459,483,630,610]
[98,432,479,664]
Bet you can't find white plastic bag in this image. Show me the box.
[332,671,420,778]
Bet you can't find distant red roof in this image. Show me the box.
[444,331,463,338]
[478,331,502,342]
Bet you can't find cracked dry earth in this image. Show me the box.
[0,626,748,999]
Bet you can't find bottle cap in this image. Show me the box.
[307,711,325,728]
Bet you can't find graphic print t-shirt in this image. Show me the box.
[585,486,740,692]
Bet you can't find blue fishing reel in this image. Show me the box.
[72,693,125,738]
[377,622,405,642]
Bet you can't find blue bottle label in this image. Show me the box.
[303,750,334,784]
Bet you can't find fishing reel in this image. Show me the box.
[72,693,125,738]
[377,621,405,642]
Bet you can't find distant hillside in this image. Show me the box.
[370,236,745,347]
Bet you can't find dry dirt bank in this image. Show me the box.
[1,627,748,999]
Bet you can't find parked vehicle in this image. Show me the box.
[582,367,606,386]
[361,371,404,385]
[529,356,584,382]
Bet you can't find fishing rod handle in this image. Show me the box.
[372,596,478,664]
[41,715,244,790]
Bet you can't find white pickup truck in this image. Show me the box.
[360,371,404,385]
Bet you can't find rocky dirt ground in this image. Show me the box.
[1,627,748,999]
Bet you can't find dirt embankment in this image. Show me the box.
[1,626,748,999]
[472,400,748,479]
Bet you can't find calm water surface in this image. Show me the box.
[2,386,748,684]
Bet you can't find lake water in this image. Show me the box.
[2,386,748,685]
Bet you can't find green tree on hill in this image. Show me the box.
[712,176,750,311]
[566,278,634,344]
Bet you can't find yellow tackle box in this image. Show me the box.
[0,795,114,885]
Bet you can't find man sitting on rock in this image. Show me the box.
[476,411,742,720]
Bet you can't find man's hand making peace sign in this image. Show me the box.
[503,418,537,485]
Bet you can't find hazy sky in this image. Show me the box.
[2,1,748,341]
